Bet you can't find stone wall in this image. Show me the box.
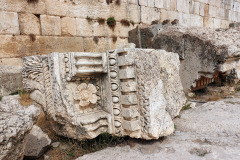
[0,0,240,66]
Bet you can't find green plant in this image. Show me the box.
[182,103,191,110]
[107,17,116,29]
[97,17,105,25]
[0,97,2,101]
[130,20,135,25]
[120,19,130,27]
[10,90,27,96]
[174,124,177,129]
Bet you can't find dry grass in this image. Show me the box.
[112,35,117,43]
[106,0,113,5]
[93,36,99,44]
[29,34,36,42]
[115,0,121,5]
[162,19,170,25]
[171,19,179,25]
[120,19,130,27]
[151,20,160,25]
[27,0,39,3]
[97,17,105,25]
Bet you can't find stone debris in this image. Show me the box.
[129,25,240,91]
[22,48,186,141]
[0,65,23,97]
[76,96,240,160]
[0,95,40,160]
[24,125,51,159]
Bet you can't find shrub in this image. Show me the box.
[130,20,135,25]
[86,16,93,22]
[27,0,39,3]
[97,17,105,25]
[162,19,170,25]
[93,37,99,44]
[107,17,116,29]
[106,0,113,5]
[29,34,36,42]
[115,0,121,5]
[120,19,130,27]
[112,35,117,43]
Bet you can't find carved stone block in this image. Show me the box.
[22,48,186,140]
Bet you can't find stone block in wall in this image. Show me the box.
[128,4,140,24]
[203,17,214,28]
[40,15,61,36]
[0,11,19,35]
[199,3,205,16]
[119,24,132,38]
[213,18,221,28]
[139,0,148,6]
[141,6,161,24]
[107,22,120,37]
[83,37,107,52]
[19,13,41,35]
[61,17,77,36]
[0,0,46,15]
[155,0,164,8]
[45,0,68,17]
[182,13,191,27]
[110,37,128,50]
[110,3,128,21]
[148,0,155,7]
[193,1,200,15]
[76,19,93,37]
[0,35,84,58]
[0,58,23,66]
[191,14,203,27]
[0,65,23,97]
[93,21,107,37]
[204,4,210,17]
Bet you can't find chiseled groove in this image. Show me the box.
[75,61,102,66]
[80,115,109,125]
[84,120,108,132]
[76,69,103,74]
[74,52,102,58]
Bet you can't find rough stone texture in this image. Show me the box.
[0,35,84,58]
[0,65,23,97]
[0,95,40,160]
[40,15,61,36]
[19,13,41,35]
[0,11,19,35]
[76,96,240,160]
[24,125,51,159]
[22,48,186,141]
[61,17,77,36]
[129,25,240,90]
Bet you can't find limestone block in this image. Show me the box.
[24,126,51,159]
[199,3,205,16]
[0,0,46,15]
[40,15,61,36]
[0,35,84,58]
[0,65,23,97]
[0,95,40,160]
[76,18,93,37]
[110,37,128,50]
[19,13,41,35]
[177,0,184,12]
[148,0,155,7]
[141,6,161,24]
[191,14,203,27]
[83,37,107,52]
[61,17,77,36]
[182,13,191,27]
[1,58,23,66]
[213,18,221,28]
[128,0,137,4]
[118,24,132,38]
[0,11,19,35]
[22,48,186,141]
[139,0,148,6]
[110,3,128,21]
[93,21,107,37]
[203,17,214,28]
[193,1,200,15]
[155,0,164,8]
[128,4,140,24]
[45,0,69,17]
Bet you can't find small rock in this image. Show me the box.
[52,142,60,148]
[24,125,51,159]
[187,92,195,98]
[44,155,50,160]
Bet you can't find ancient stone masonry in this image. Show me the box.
[22,48,186,140]
[129,25,240,91]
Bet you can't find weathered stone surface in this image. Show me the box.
[0,65,23,97]
[22,48,186,141]
[0,95,40,160]
[24,125,51,159]
[0,35,84,58]
[129,25,240,90]
[40,15,61,36]
[76,96,240,160]
[19,13,41,35]
[0,58,23,66]
[0,11,19,35]
[76,18,93,37]
[61,17,77,36]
